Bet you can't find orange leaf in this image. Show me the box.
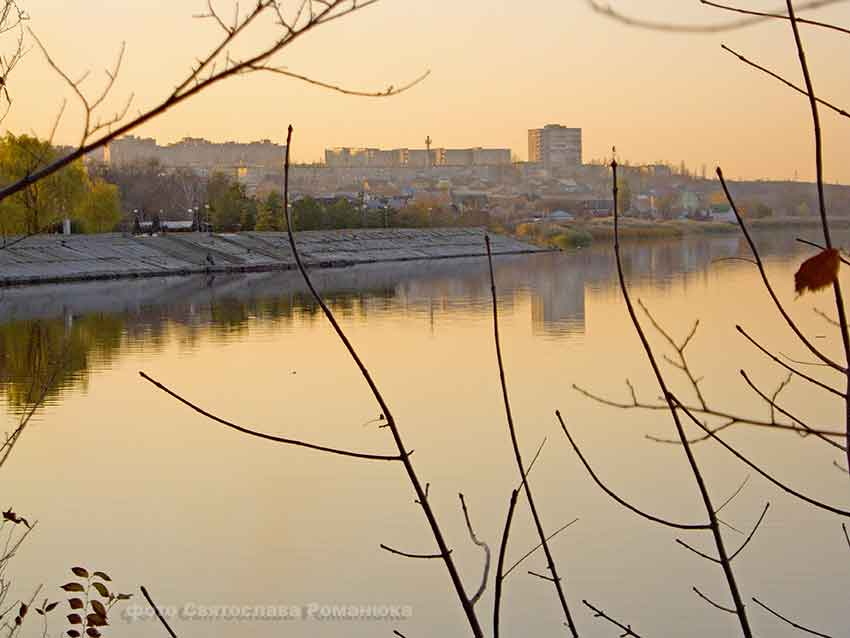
[795,249,840,295]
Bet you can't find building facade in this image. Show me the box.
[324,146,511,169]
[528,125,582,172]
[95,136,287,170]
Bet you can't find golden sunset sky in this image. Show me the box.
[5,0,850,181]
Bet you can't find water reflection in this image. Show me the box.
[0,231,819,406]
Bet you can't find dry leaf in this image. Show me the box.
[795,249,840,295]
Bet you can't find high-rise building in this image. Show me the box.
[528,125,582,172]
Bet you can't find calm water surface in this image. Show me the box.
[1,231,848,637]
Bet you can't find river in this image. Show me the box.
[1,230,848,637]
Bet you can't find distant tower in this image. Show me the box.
[425,135,432,170]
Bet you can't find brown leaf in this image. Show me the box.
[68,599,84,610]
[61,583,84,593]
[85,628,101,638]
[91,582,110,598]
[45,602,59,612]
[71,568,89,579]
[91,572,111,582]
[90,601,107,618]
[86,613,108,627]
[67,631,80,638]
[67,614,82,625]
[795,249,840,295]
[2,509,30,528]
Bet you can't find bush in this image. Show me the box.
[552,229,593,249]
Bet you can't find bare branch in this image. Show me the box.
[704,0,850,35]
[484,235,579,636]
[716,475,751,515]
[458,493,490,606]
[138,371,405,462]
[718,168,845,372]
[740,370,846,452]
[502,518,580,579]
[797,238,850,266]
[283,127,483,637]
[676,538,720,563]
[493,489,518,638]
[379,544,446,560]
[247,64,430,97]
[140,586,178,638]
[582,600,643,638]
[721,44,850,120]
[693,586,736,614]
[585,0,844,33]
[612,159,753,636]
[670,393,850,517]
[557,411,709,530]
[728,503,770,561]
[752,597,834,637]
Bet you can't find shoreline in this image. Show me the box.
[516,215,848,248]
[0,228,549,288]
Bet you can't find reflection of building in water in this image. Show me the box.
[0,231,820,406]
[530,270,586,337]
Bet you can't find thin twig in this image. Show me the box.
[718,168,844,372]
[728,503,770,561]
[458,493,490,606]
[585,0,843,32]
[671,394,850,517]
[582,600,643,638]
[740,370,846,452]
[283,126,482,637]
[612,159,753,636]
[485,235,579,636]
[704,0,850,35]
[716,475,751,514]
[752,597,834,637]
[138,372,404,462]
[502,518,580,579]
[786,0,850,482]
[720,45,850,120]
[379,544,446,560]
[493,489,518,638]
[693,586,736,614]
[557,411,710,531]
[140,586,177,638]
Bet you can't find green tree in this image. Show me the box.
[207,173,244,231]
[291,197,324,230]
[0,133,90,236]
[325,198,360,229]
[264,191,285,229]
[239,196,258,231]
[254,202,279,231]
[77,179,122,233]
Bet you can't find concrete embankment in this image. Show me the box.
[0,228,548,287]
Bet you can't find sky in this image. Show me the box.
[3,0,850,182]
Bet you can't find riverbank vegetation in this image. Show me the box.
[514,215,850,249]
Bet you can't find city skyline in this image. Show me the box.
[3,1,850,182]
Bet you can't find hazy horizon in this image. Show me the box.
[4,0,850,182]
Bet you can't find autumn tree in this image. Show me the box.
[78,179,122,233]
[0,133,89,236]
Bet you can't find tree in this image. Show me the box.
[617,178,633,214]
[264,191,285,229]
[77,179,122,233]
[0,133,89,236]
[291,197,324,231]
[324,198,360,228]
[254,202,279,231]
